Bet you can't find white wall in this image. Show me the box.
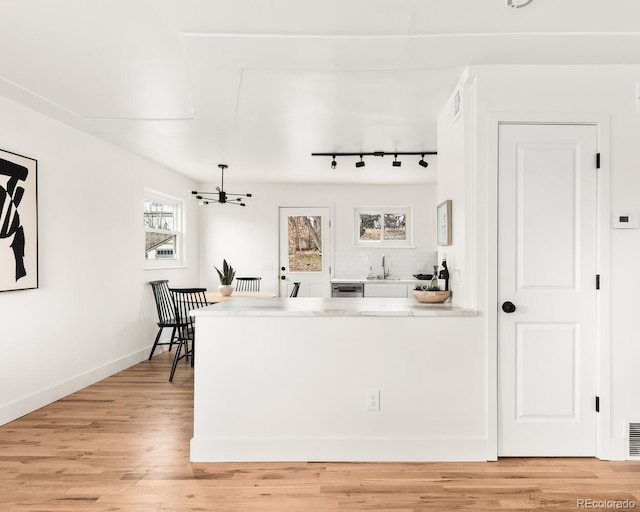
[192,314,486,462]
[436,71,478,309]
[198,183,437,294]
[464,64,640,458]
[0,96,200,425]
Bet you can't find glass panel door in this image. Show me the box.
[279,207,331,297]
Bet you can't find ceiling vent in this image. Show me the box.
[627,420,640,459]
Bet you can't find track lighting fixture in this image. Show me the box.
[312,150,437,169]
[190,164,252,207]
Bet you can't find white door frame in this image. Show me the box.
[276,205,335,297]
[485,113,611,460]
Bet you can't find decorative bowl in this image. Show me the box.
[412,290,451,303]
[412,273,433,280]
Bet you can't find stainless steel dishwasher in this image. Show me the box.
[331,282,364,297]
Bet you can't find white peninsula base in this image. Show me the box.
[190,298,484,462]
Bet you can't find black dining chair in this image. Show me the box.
[168,287,209,382]
[235,277,261,292]
[148,280,179,360]
[290,282,301,297]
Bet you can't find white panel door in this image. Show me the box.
[279,207,331,297]
[498,124,598,456]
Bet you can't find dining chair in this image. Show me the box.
[290,282,301,297]
[148,280,179,360]
[168,287,209,382]
[235,277,261,292]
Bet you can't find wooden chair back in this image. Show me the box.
[150,280,175,325]
[235,277,261,292]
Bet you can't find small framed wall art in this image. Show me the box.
[0,148,38,292]
[437,199,452,246]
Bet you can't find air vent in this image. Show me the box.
[627,420,640,459]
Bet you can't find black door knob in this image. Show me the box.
[281,266,286,271]
[281,276,286,280]
[502,301,516,313]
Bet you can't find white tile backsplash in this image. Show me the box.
[334,249,437,280]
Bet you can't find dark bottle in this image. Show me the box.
[439,259,450,291]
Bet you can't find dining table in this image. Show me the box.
[205,290,277,303]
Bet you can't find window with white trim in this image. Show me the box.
[144,190,184,267]
[355,207,412,247]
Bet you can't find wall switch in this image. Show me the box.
[453,269,462,285]
[417,263,426,271]
[262,262,273,270]
[612,211,640,229]
[366,389,380,411]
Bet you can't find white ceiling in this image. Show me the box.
[2,0,640,184]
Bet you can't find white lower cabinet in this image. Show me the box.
[364,283,408,298]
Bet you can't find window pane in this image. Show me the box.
[145,233,177,259]
[383,213,406,241]
[144,200,175,231]
[359,213,381,241]
[288,216,322,272]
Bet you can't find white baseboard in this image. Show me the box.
[0,346,154,426]
[190,436,489,462]
[609,437,628,461]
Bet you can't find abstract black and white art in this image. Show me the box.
[0,148,37,291]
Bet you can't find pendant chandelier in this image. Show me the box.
[191,164,252,207]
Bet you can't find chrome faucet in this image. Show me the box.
[382,255,389,279]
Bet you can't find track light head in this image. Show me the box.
[392,154,401,167]
[355,155,365,168]
[331,156,337,169]
[418,154,429,168]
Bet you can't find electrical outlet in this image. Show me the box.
[366,389,380,411]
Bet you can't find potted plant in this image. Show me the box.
[215,259,236,296]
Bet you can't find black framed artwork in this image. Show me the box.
[0,148,38,291]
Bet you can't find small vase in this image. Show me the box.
[218,284,234,297]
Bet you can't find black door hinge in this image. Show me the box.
[596,153,601,169]
[596,274,600,290]
[596,396,600,412]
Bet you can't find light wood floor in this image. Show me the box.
[1,351,638,512]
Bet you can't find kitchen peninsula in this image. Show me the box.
[190,297,483,462]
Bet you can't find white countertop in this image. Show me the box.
[192,297,478,317]
[331,278,426,284]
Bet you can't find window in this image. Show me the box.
[355,207,412,247]
[144,190,183,267]
[286,214,323,272]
